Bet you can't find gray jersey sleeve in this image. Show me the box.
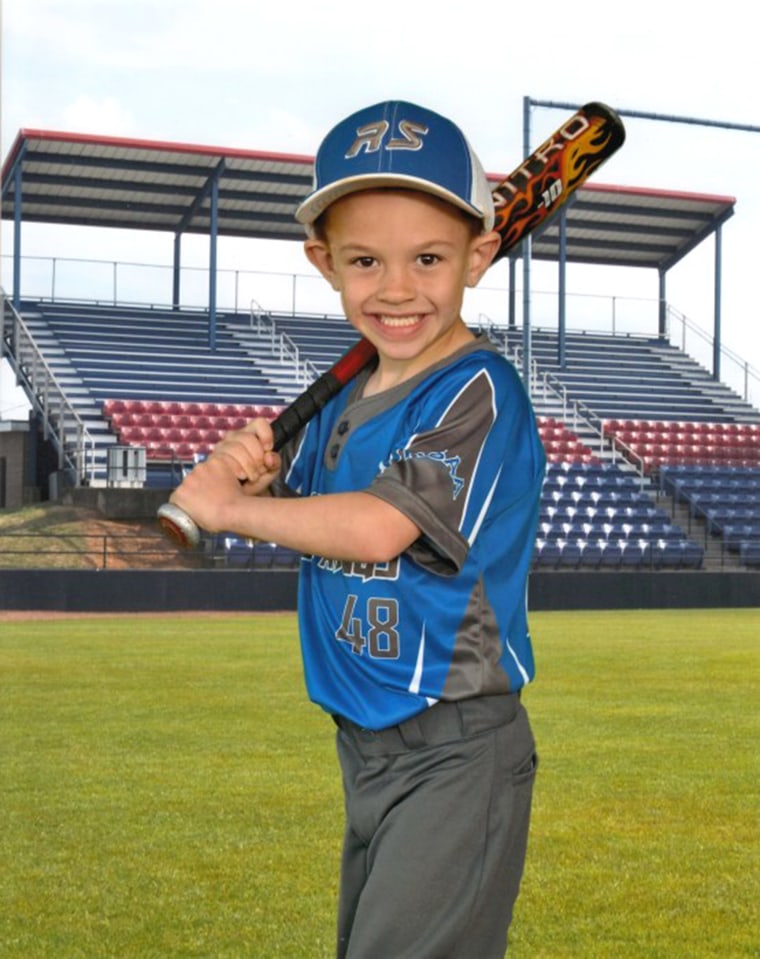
[366,370,497,575]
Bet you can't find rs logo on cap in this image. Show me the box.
[345,120,429,158]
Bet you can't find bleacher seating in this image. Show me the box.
[103,398,283,459]
[536,416,598,464]
[493,328,758,423]
[24,301,290,405]
[532,461,705,569]
[104,405,597,466]
[603,419,760,474]
[659,464,760,562]
[13,296,760,570]
[207,537,301,570]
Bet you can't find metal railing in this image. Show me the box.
[500,333,650,489]
[5,253,758,401]
[0,253,339,321]
[666,304,759,408]
[249,299,320,389]
[1,290,97,484]
[0,530,195,569]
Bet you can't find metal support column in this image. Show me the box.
[508,257,517,330]
[558,209,567,369]
[172,232,182,309]
[13,160,23,310]
[521,96,532,394]
[208,172,220,351]
[713,225,722,381]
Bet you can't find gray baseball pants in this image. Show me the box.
[333,694,537,958]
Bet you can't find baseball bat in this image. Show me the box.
[157,101,625,549]
[491,101,626,260]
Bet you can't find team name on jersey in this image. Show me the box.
[380,448,466,499]
[316,555,401,582]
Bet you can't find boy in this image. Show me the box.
[170,100,545,957]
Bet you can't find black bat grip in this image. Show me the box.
[270,371,345,451]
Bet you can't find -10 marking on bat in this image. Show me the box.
[540,179,564,210]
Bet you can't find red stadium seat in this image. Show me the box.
[103,399,126,417]
[119,426,147,444]
[180,402,204,416]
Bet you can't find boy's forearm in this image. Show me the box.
[222,490,419,563]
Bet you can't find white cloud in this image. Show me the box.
[59,95,135,136]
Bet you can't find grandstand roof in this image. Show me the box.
[1,129,736,273]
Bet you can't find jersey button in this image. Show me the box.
[337,420,350,435]
[329,443,341,459]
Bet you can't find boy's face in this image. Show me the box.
[304,190,500,385]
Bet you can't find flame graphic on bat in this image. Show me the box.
[492,102,625,259]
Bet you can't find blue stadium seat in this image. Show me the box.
[558,542,583,568]
[739,541,760,567]
[251,543,276,569]
[273,546,301,569]
[679,542,705,569]
[579,543,604,568]
[535,541,561,568]
[620,541,651,567]
[599,543,624,568]
[224,536,255,567]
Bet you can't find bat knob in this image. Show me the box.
[157,502,202,549]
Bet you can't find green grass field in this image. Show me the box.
[2,609,757,958]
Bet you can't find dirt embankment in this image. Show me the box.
[0,503,201,570]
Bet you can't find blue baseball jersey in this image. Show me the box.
[277,335,546,730]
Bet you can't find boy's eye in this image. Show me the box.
[417,253,440,266]
[352,256,376,268]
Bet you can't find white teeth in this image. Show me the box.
[378,315,420,328]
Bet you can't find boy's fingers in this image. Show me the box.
[242,418,276,450]
[209,430,281,485]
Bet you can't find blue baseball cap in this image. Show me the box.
[295,100,495,234]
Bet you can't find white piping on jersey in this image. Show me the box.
[468,464,502,546]
[408,621,426,695]
[506,579,533,685]
[408,623,439,707]
[460,370,498,540]
[284,425,309,491]
[505,634,531,686]
[404,369,497,540]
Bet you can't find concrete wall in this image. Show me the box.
[0,422,32,510]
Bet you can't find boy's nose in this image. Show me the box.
[377,265,415,302]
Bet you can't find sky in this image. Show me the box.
[1,0,759,416]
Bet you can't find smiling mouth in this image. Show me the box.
[376,314,423,328]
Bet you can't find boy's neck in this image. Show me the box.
[362,322,476,398]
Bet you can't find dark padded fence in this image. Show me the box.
[1,569,758,612]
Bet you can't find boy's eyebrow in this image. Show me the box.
[334,238,460,255]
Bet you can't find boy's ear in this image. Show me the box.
[466,230,501,287]
[304,239,340,291]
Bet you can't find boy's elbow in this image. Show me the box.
[359,535,412,565]
[357,499,420,564]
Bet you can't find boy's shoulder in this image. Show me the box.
[422,334,524,393]
[343,334,527,424]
